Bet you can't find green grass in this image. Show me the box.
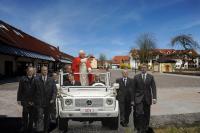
[122,124,200,133]
[154,125,200,133]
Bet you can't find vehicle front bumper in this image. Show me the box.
[58,101,119,118]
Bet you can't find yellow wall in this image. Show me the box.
[153,64,159,72]
[159,63,175,72]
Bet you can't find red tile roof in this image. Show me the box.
[154,49,176,55]
[112,56,130,64]
[130,48,199,57]
[175,49,198,56]
[0,20,73,61]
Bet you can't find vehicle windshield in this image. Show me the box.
[60,72,109,87]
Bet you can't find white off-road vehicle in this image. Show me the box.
[56,71,119,131]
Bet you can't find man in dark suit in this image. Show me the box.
[52,72,59,84]
[33,67,40,78]
[51,72,59,123]
[17,66,35,132]
[63,74,81,86]
[63,65,72,82]
[90,74,105,86]
[132,64,157,133]
[116,69,132,127]
[33,66,57,133]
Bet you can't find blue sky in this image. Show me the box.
[0,0,200,59]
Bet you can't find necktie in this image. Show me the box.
[124,78,127,86]
[142,74,145,82]
[43,76,46,83]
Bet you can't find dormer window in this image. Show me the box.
[0,24,9,31]
[50,46,55,50]
[13,29,24,38]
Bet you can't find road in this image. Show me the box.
[0,69,200,132]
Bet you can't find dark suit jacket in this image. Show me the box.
[63,80,81,86]
[116,77,133,103]
[33,76,57,107]
[133,73,157,105]
[17,76,35,105]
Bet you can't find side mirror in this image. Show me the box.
[113,83,119,89]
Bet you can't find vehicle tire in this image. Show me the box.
[101,119,109,127]
[58,117,68,131]
[109,116,119,130]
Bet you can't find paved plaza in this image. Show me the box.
[0,70,200,132]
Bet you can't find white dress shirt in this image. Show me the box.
[42,76,47,82]
[123,77,127,86]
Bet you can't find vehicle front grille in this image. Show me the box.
[75,98,103,107]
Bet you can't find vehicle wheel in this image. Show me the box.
[101,119,109,127]
[58,117,68,131]
[109,116,119,130]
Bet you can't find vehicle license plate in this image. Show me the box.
[81,108,96,113]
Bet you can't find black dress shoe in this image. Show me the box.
[137,129,145,133]
[124,123,128,127]
[120,121,128,127]
[124,121,129,127]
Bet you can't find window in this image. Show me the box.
[50,46,54,50]
[13,29,24,38]
[0,24,9,31]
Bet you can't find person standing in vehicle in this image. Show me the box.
[72,50,93,85]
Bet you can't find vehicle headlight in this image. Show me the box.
[106,98,113,105]
[65,99,73,105]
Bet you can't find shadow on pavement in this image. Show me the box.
[0,77,19,85]
[147,127,155,133]
[0,116,21,133]
[0,115,155,133]
[0,116,57,133]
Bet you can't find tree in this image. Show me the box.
[171,34,200,69]
[135,33,157,64]
[171,34,199,50]
[99,53,107,68]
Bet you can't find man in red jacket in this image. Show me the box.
[72,50,93,85]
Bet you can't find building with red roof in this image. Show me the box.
[112,56,130,68]
[129,48,200,72]
[0,20,73,77]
